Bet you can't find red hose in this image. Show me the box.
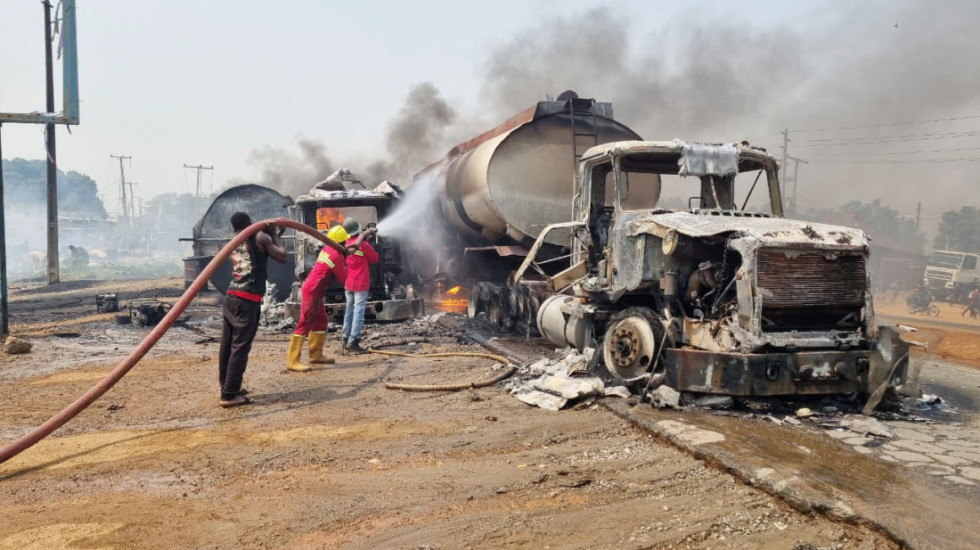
[0,218,344,465]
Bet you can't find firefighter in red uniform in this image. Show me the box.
[341,218,379,353]
[288,225,349,372]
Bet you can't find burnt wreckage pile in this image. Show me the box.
[408,93,911,404]
[181,92,911,404]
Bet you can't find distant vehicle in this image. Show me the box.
[923,250,980,302]
[905,289,940,317]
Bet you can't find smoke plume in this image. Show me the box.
[247,1,980,239]
[247,137,336,198]
[367,82,457,183]
[248,83,456,197]
[475,2,980,218]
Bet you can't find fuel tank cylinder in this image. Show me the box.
[419,94,646,249]
[537,294,594,351]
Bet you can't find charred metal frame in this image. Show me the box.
[520,140,909,397]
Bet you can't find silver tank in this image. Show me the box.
[420,94,647,249]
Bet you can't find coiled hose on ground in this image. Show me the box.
[371,349,516,391]
[0,218,348,465]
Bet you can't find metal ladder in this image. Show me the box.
[568,98,599,264]
[569,98,599,186]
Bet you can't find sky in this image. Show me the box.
[2,0,979,238]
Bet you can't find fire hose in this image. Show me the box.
[0,218,348,465]
[370,349,517,391]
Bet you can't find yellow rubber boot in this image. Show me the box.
[308,331,335,364]
[287,334,311,372]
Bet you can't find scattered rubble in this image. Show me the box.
[650,386,682,409]
[259,283,295,332]
[130,301,172,327]
[3,336,32,355]
[95,293,119,313]
[509,348,613,411]
[840,415,894,438]
[693,395,734,410]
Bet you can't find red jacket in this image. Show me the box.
[301,246,346,294]
[344,238,379,292]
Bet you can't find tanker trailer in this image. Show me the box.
[413,91,657,327]
[182,184,296,301]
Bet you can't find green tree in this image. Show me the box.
[803,200,922,253]
[934,207,980,252]
[1,158,107,217]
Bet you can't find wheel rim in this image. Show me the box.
[488,301,503,327]
[603,315,657,379]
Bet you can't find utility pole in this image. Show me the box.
[915,202,922,251]
[780,129,790,199]
[127,181,138,222]
[44,0,59,284]
[183,164,214,197]
[110,155,131,225]
[0,124,8,335]
[786,155,809,215]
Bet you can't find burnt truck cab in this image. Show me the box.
[288,185,423,323]
[530,140,910,398]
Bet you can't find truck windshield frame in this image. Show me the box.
[929,251,965,270]
[612,152,775,214]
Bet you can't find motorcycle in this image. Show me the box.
[906,291,940,317]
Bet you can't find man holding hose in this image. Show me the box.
[219,213,287,408]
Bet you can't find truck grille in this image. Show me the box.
[756,250,866,331]
[925,269,952,281]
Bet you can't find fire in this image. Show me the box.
[433,285,468,314]
[316,207,345,231]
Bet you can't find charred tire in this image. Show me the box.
[467,282,490,319]
[467,294,481,319]
[601,307,668,380]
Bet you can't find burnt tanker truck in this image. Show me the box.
[415,91,911,400]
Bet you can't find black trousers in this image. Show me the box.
[218,294,261,399]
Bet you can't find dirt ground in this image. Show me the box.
[0,277,901,549]
[875,291,980,368]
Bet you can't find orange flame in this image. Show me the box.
[316,207,345,231]
[433,285,468,314]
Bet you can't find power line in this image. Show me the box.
[183,164,214,197]
[794,129,980,144]
[810,156,980,164]
[807,145,980,159]
[793,113,980,133]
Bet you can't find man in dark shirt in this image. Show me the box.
[218,212,287,407]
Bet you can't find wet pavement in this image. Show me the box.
[606,358,980,549]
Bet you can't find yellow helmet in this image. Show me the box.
[326,225,349,243]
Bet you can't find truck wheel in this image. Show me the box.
[467,282,487,319]
[467,294,481,318]
[603,313,659,380]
